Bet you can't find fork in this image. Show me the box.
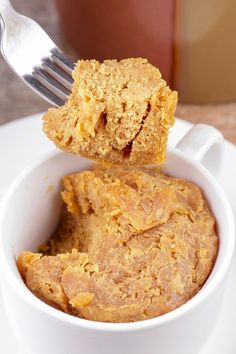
[0,0,74,106]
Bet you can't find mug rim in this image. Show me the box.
[0,148,234,332]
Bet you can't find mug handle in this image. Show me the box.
[175,124,224,178]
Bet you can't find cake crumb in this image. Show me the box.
[43,58,177,166]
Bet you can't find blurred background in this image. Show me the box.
[0,0,236,143]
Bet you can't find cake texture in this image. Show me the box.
[17,167,218,323]
[43,58,177,165]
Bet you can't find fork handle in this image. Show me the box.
[0,0,15,27]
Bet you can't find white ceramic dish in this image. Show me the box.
[0,114,236,354]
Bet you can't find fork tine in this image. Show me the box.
[25,48,74,106]
[0,1,76,107]
[24,74,65,106]
[42,58,73,90]
[51,48,74,75]
[32,67,70,102]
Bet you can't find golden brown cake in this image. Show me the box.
[43,58,177,165]
[17,167,218,323]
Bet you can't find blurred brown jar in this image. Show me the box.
[55,0,175,86]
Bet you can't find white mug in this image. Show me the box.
[0,124,234,354]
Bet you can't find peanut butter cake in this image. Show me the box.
[17,167,218,323]
[43,58,177,165]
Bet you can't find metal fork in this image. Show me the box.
[0,0,74,106]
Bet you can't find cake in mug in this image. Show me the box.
[17,58,217,323]
[17,167,218,323]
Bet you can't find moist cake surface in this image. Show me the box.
[43,58,177,165]
[18,167,218,323]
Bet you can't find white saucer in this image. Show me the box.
[0,114,236,354]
